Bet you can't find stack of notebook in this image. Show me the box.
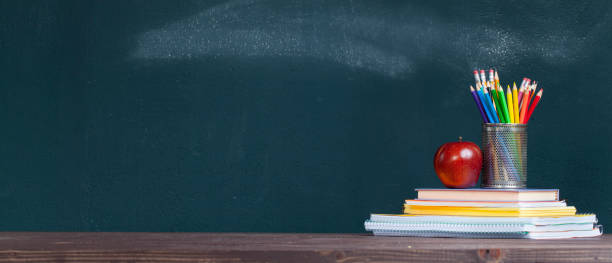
[365,189,602,239]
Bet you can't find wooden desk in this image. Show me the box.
[0,232,610,262]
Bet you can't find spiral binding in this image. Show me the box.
[364,220,595,233]
[368,214,598,225]
[371,230,527,238]
[365,221,530,233]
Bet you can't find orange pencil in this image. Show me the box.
[494,70,500,88]
[519,86,531,124]
[521,85,529,110]
[528,82,537,105]
[525,89,543,123]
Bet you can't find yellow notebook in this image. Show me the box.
[403,205,576,217]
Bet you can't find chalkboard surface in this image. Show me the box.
[1,0,611,232]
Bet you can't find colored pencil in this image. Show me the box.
[519,85,531,124]
[468,69,542,124]
[524,84,534,110]
[486,81,496,119]
[489,69,495,88]
[477,86,495,123]
[518,78,530,107]
[512,82,520,123]
[522,78,530,89]
[494,70,500,88]
[482,85,499,123]
[491,84,508,123]
[517,86,524,107]
[525,89,543,123]
[470,86,488,122]
[480,70,487,90]
[506,85,515,123]
[528,82,537,105]
[487,81,496,112]
[497,84,511,123]
[518,78,527,105]
[495,71,507,121]
[519,78,527,90]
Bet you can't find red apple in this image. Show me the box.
[433,136,482,188]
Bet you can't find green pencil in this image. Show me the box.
[490,83,506,123]
[497,84,511,123]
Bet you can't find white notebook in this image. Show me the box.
[365,214,602,239]
[365,221,595,233]
[416,188,559,201]
[369,214,597,225]
[527,229,603,239]
[370,228,602,239]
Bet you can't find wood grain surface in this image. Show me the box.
[0,233,610,262]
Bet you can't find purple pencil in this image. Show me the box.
[470,86,488,122]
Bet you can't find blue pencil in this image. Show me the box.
[482,85,499,123]
[477,87,494,123]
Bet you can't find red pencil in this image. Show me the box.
[519,86,531,124]
[525,89,543,123]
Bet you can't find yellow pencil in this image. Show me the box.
[506,85,515,123]
[512,82,520,123]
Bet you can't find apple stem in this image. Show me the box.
[459,136,463,142]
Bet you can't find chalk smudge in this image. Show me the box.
[133,0,590,78]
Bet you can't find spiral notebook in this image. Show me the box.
[365,214,602,239]
[370,228,603,239]
[365,221,595,233]
[370,214,597,225]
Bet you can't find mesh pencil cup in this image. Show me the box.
[481,123,527,188]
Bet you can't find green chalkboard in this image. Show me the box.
[1,0,611,232]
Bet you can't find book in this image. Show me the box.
[365,214,602,239]
[416,188,559,201]
[405,199,567,208]
[369,214,597,225]
[527,228,602,239]
[403,205,576,217]
[369,228,602,239]
[365,221,595,233]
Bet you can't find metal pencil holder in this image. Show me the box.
[481,123,527,188]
